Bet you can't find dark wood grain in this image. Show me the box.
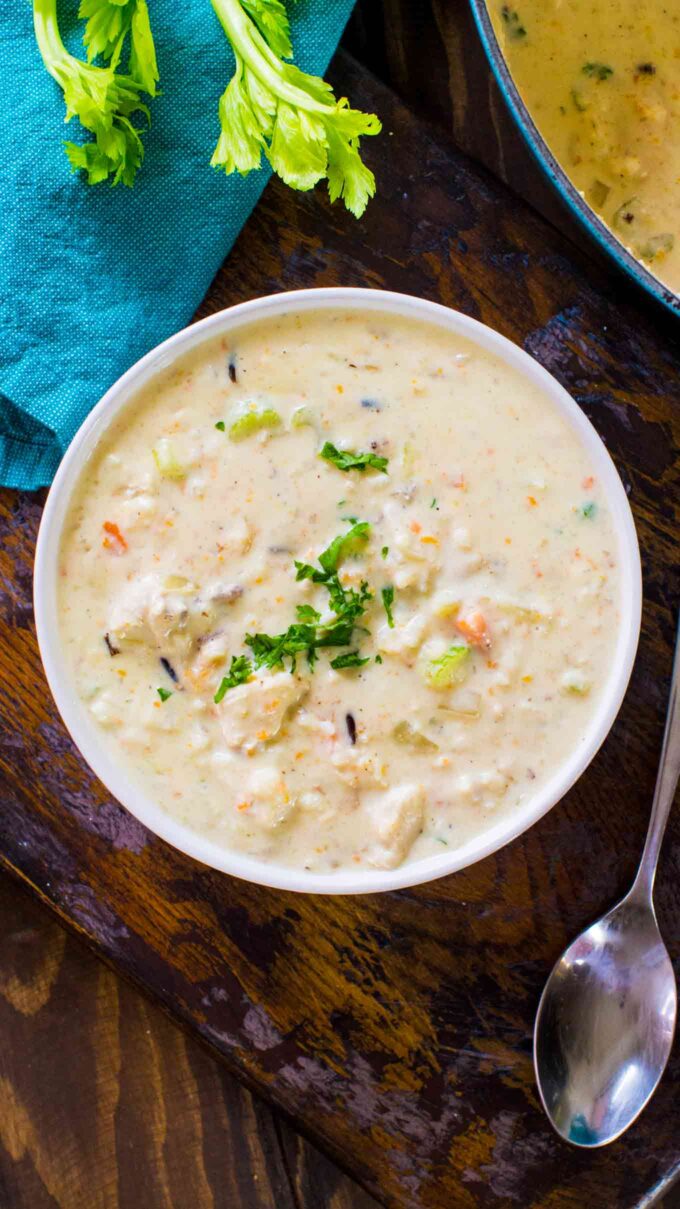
[1,50,679,1209]
[0,870,380,1209]
[346,0,586,243]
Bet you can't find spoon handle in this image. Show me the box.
[632,617,680,902]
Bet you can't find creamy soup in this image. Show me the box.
[58,309,621,874]
[490,1,680,294]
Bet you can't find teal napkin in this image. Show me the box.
[0,1,355,490]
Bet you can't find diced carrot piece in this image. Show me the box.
[102,521,128,550]
[456,610,491,649]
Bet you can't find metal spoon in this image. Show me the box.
[534,620,680,1147]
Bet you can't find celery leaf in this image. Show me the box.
[34,0,158,186]
[210,0,381,216]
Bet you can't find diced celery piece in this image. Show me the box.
[152,438,186,480]
[163,575,196,592]
[496,599,550,625]
[425,643,470,690]
[437,691,481,720]
[639,233,674,264]
[229,406,281,442]
[561,669,591,696]
[291,405,315,429]
[401,440,417,474]
[393,721,438,751]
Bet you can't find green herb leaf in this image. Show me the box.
[128,0,159,95]
[294,560,327,585]
[80,0,132,62]
[210,0,381,217]
[318,521,370,574]
[319,442,388,474]
[215,420,226,431]
[582,62,613,80]
[214,655,253,702]
[34,0,157,186]
[330,651,370,670]
[381,545,389,559]
[296,604,321,623]
[222,526,375,679]
[79,0,159,96]
[381,585,395,628]
[157,686,172,702]
[500,6,526,38]
[580,501,598,519]
[245,623,322,672]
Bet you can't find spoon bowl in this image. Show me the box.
[535,891,677,1146]
[534,617,679,1145]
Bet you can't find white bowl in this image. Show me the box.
[34,288,641,894]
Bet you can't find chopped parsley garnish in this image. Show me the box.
[296,604,321,623]
[582,62,613,81]
[215,523,375,692]
[375,654,383,664]
[245,575,372,673]
[381,545,389,559]
[246,624,319,672]
[214,655,252,703]
[295,521,370,581]
[157,687,172,702]
[580,501,598,519]
[320,442,388,474]
[430,498,438,509]
[320,522,370,573]
[215,420,226,431]
[501,6,526,39]
[330,651,370,670]
[381,585,395,628]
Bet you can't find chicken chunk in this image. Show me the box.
[234,766,297,831]
[108,574,243,657]
[364,783,426,868]
[331,745,387,790]
[381,500,442,591]
[217,671,308,752]
[376,612,428,658]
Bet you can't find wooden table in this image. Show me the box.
[2,6,680,1207]
[0,869,379,1208]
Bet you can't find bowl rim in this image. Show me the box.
[468,0,680,319]
[34,286,642,894]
